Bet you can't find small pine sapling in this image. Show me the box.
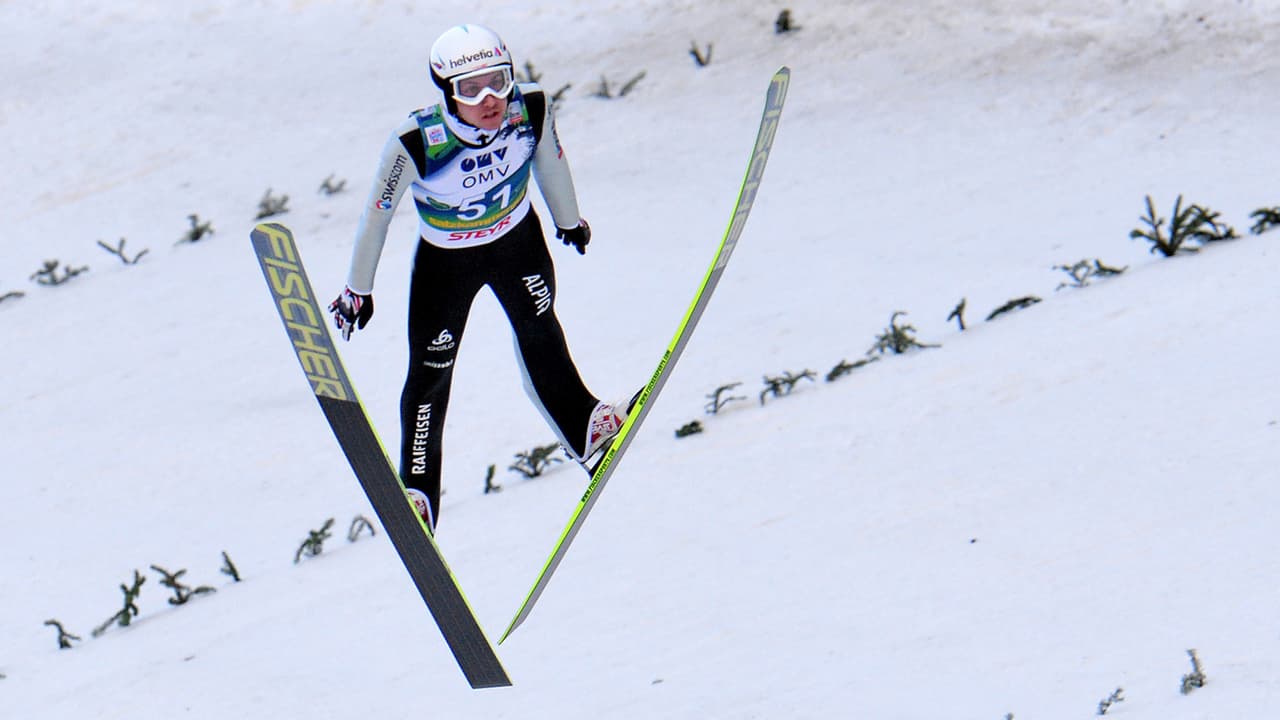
[825,356,877,383]
[30,259,88,286]
[483,464,503,494]
[948,298,967,330]
[294,518,336,563]
[867,311,939,356]
[775,9,799,34]
[675,420,704,438]
[1186,204,1237,244]
[178,214,216,244]
[255,188,290,219]
[986,295,1041,321]
[318,174,347,195]
[509,443,564,478]
[1180,648,1206,694]
[1097,687,1124,715]
[97,238,149,265]
[1054,258,1127,290]
[220,551,241,582]
[1249,206,1280,235]
[515,60,541,83]
[705,382,747,414]
[517,63,571,104]
[347,515,376,542]
[1130,194,1223,256]
[150,565,216,606]
[44,619,82,649]
[592,72,647,99]
[92,570,146,637]
[689,41,713,67]
[760,369,816,405]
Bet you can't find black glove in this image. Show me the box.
[328,286,373,341]
[556,219,591,255]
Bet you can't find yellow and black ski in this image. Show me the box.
[501,67,791,643]
[250,222,510,689]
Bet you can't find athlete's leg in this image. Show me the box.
[485,214,599,458]
[399,241,483,525]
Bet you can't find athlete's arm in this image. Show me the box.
[346,116,420,294]
[527,89,583,232]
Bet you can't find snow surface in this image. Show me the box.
[3,1,1280,717]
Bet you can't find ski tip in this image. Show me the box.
[498,617,522,645]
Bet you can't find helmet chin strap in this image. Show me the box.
[442,88,515,147]
[442,106,496,146]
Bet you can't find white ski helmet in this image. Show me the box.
[429,24,515,114]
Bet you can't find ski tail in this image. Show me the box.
[250,222,511,689]
[500,67,790,643]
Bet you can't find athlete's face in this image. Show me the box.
[456,94,507,131]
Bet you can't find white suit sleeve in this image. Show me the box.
[529,96,582,231]
[346,118,417,294]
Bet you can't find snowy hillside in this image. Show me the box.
[3,1,1279,718]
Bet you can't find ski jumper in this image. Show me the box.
[345,84,599,523]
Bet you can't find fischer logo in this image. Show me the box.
[410,403,432,475]
[448,47,502,69]
[428,329,455,351]
[448,214,512,242]
[376,154,407,210]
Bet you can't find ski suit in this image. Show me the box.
[344,83,599,523]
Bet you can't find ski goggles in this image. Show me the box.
[451,65,514,106]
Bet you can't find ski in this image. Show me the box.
[501,67,791,642]
[250,223,511,689]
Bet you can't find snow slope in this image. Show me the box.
[2,1,1279,718]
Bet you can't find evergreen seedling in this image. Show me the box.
[948,298,967,330]
[97,238,149,265]
[689,41,713,67]
[516,60,541,83]
[1249,207,1280,235]
[92,570,146,637]
[483,464,503,494]
[318,174,347,195]
[348,515,376,541]
[592,72,646,99]
[760,370,815,405]
[29,259,88,286]
[150,565,215,606]
[1129,194,1231,256]
[220,551,241,582]
[1097,687,1124,715]
[1186,204,1238,244]
[509,443,564,478]
[294,518,335,563]
[868,311,939,355]
[255,188,290,219]
[675,420,704,438]
[515,64,570,104]
[775,9,800,34]
[44,619,81,649]
[1054,258,1127,290]
[705,382,746,414]
[986,295,1041,321]
[825,356,877,382]
[177,214,215,243]
[1180,648,1207,694]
